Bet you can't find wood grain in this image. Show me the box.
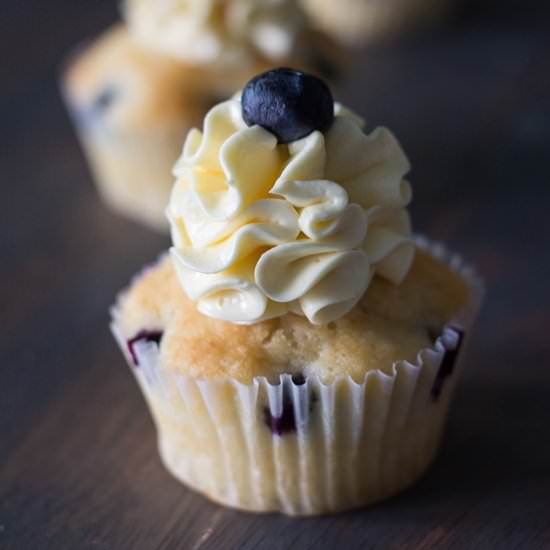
[1,1,550,548]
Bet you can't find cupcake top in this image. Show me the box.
[118,248,470,383]
[168,68,414,325]
[123,0,304,66]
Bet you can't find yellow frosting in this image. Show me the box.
[123,0,302,65]
[168,97,415,325]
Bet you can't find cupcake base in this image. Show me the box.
[154,371,451,515]
[75,127,183,232]
[111,237,483,515]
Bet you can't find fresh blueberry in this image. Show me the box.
[431,328,464,401]
[241,68,334,144]
[127,330,163,367]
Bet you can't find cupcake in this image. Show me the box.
[299,0,454,46]
[62,1,330,231]
[62,25,206,230]
[111,68,483,515]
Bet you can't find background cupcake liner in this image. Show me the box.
[111,236,484,515]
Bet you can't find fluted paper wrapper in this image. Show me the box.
[111,237,483,515]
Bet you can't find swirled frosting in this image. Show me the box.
[123,0,302,65]
[168,97,415,324]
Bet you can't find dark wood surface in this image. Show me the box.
[2,2,550,548]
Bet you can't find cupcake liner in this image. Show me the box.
[111,236,484,515]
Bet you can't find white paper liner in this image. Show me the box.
[110,236,484,515]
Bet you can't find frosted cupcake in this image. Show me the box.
[111,69,483,515]
[300,0,454,46]
[123,0,304,67]
[62,1,328,231]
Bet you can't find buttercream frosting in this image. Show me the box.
[123,0,302,65]
[168,97,415,324]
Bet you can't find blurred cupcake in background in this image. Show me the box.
[62,25,210,230]
[123,0,303,67]
[62,0,335,231]
[300,0,454,45]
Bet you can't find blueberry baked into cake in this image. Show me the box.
[111,68,483,515]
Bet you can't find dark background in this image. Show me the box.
[1,1,550,548]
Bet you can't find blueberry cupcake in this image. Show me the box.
[300,0,454,46]
[111,69,483,515]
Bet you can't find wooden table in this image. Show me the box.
[2,2,550,548]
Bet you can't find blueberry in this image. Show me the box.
[292,373,306,386]
[92,86,117,113]
[242,68,334,144]
[263,396,296,436]
[431,328,464,401]
[127,330,163,367]
[263,373,317,436]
